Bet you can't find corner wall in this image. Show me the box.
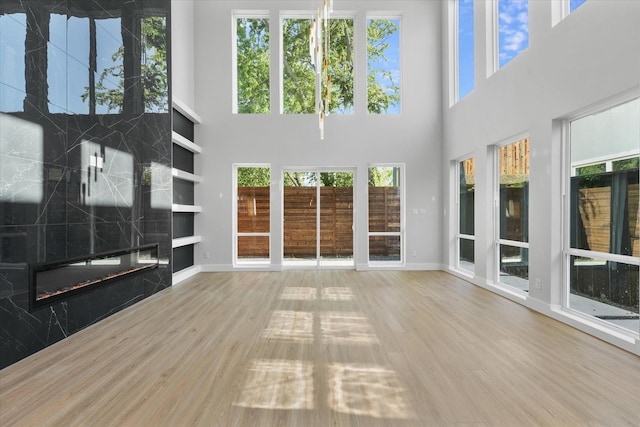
[442,1,640,354]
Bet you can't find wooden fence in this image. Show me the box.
[576,183,639,255]
[237,186,400,258]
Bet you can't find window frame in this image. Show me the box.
[232,11,271,114]
[367,163,405,266]
[455,156,475,274]
[493,135,530,292]
[562,93,640,334]
[366,13,402,115]
[489,0,529,73]
[233,163,272,267]
[449,0,475,105]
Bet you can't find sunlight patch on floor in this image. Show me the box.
[234,359,314,410]
[320,312,379,345]
[328,363,414,419]
[262,310,314,343]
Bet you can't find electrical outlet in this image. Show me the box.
[204,251,210,259]
[535,279,542,290]
[411,250,417,257]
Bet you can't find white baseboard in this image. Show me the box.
[172,265,201,285]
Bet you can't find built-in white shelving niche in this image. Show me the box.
[172,97,202,284]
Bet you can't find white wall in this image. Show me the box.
[171,0,196,106]
[191,1,443,270]
[442,1,640,354]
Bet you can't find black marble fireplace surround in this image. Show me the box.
[0,0,172,369]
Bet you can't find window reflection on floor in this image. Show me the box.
[328,363,413,419]
[279,287,317,300]
[320,312,378,345]
[262,310,313,343]
[321,287,354,301]
[236,284,413,420]
[234,359,314,410]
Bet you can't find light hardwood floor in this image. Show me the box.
[1,270,640,426]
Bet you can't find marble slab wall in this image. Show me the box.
[0,0,172,369]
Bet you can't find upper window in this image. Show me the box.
[367,18,401,114]
[457,0,474,100]
[235,16,270,114]
[570,0,587,13]
[281,15,354,114]
[0,12,26,113]
[497,0,529,69]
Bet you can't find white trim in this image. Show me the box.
[172,97,201,124]
[565,248,640,267]
[172,168,202,183]
[172,235,202,249]
[172,131,202,154]
[172,204,202,213]
[233,164,272,267]
[497,239,529,250]
[367,164,405,267]
[172,265,201,285]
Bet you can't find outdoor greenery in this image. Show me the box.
[84,17,168,113]
[236,18,270,113]
[237,16,399,114]
[237,167,397,187]
[367,19,400,114]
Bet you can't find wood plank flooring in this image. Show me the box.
[1,270,640,426]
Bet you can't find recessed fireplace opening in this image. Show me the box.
[29,244,159,311]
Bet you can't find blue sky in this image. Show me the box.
[570,0,587,13]
[498,0,529,68]
[458,0,474,99]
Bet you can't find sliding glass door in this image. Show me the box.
[283,169,354,268]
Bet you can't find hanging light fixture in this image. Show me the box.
[310,0,333,139]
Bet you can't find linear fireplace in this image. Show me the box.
[29,244,159,311]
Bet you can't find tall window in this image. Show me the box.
[235,165,271,265]
[566,97,639,334]
[281,16,354,114]
[234,15,270,114]
[497,0,529,69]
[367,18,400,114]
[457,0,474,100]
[496,138,529,291]
[457,158,475,273]
[368,165,403,264]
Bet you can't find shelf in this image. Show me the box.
[172,168,202,183]
[172,235,202,248]
[172,131,202,154]
[172,97,202,124]
[172,204,202,213]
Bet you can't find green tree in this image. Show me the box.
[368,167,396,187]
[84,17,168,113]
[367,19,400,114]
[237,167,270,186]
[237,18,270,113]
[275,17,398,114]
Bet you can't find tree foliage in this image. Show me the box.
[237,18,270,113]
[237,167,270,186]
[84,17,168,113]
[367,19,400,114]
[242,16,399,114]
